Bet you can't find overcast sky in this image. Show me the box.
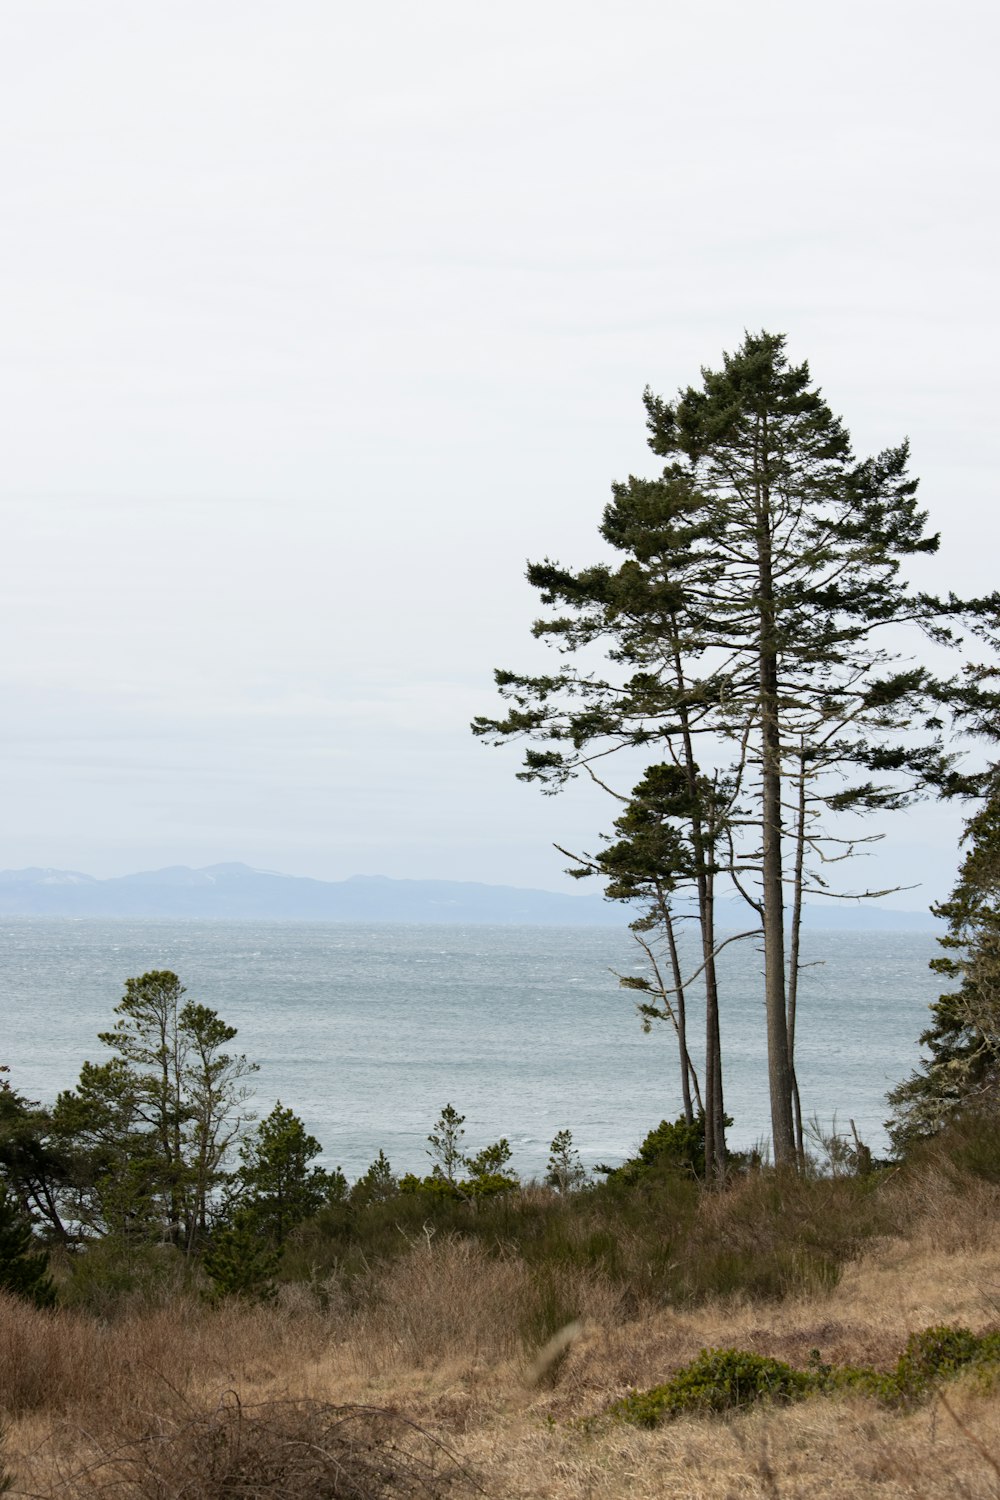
[1,1,997,905]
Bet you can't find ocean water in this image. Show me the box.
[0,920,941,1178]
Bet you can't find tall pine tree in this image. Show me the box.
[476,332,965,1167]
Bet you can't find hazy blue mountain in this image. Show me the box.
[0,864,621,922]
[0,864,940,928]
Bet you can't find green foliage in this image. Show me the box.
[614,1324,1000,1428]
[289,1132,889,1311]
[614,1348,812,1425]
[202,1220,281,1302]
[398,1171,466,1202]
[59,1236,191,1314]
[465,1137,512,1178]
[599,1114,710,1184]
[464,1137,518,1197]
[889,788,1000,1150]
[826,1324,1000,1404]
[349,1149,398,1207]
[0,1069,71,1245]
[236,1102,345,1247]
[896,1324,987,1390]
[53,971,257,1252]
[0,1184,55,1308]
[545,1129,587,1193]
[426,1103,466,1185]
[404,1106,518,1201]
[912,1109,1000,1183]
[51,1059,162,1244]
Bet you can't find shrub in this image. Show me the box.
[599,1115,710,1184]
[614,1323,1000,1427]
[202,1222,281,1303]
[614,1348,812,1425]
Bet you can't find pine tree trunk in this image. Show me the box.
[671,640,727,1175]
[787,739,807,1164]
[755,443,796,1168]
[663,907,697,1125]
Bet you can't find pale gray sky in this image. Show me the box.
[1,1,997,903]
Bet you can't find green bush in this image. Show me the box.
[202,1222,281,1303]
[599,1115,711,1184]
[614,1348,812,1425]
[614,1323,1000,1427]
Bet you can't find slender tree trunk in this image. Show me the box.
[663,904,702,1124]
[701,865,726,1175]
[755,441,796,1167]
[631,909,703,1122]
[671,637,726,1176]
[787,737,807,1164]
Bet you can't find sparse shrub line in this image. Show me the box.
[612,1323,1000,1427]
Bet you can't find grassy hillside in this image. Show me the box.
[4,1138,1000,1497]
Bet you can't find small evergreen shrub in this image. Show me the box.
[349,1150,398,1207]
[614,1348,812,1425]
[599,1115,712,1184]
[897,1323,985,1389]
[202,1222,281,1302]
[614,1323,1000,1427]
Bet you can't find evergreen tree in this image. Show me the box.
[561,764,744,1132]
[202,1220,280,1302]
[888,787,1000,1148]
[0,1070,72,1244]
[545,1129,587,1192]
[52,972,257,1250]
[464,1137,518,1197]
[0,1184,55,1308]
[51,1058,162,1244]
[236,1102,343,1246]
[426,1103,466,1185]
[476,332,965,1168]
[350,1149,398,1206]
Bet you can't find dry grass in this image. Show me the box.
[5,1166,1000,1498]
[12,1399,480,1498]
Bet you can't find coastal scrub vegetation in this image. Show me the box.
[5,1109,1000,1495]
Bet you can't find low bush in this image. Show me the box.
[614,1322,1000,1427]
[613,1348,812,1425]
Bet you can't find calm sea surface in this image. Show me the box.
[0,920,941,1177]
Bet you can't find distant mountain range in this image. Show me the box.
[0,863,940,929]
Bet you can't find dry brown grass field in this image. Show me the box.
[4,1163,1000,1498]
